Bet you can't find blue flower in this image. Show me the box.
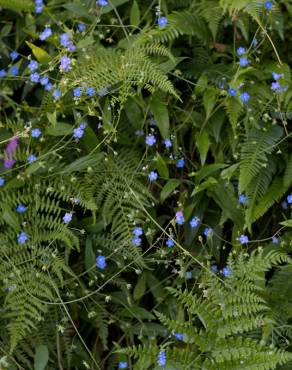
[45,82,53,91]
[30,72,39,83]
[0,177,5,186]
[148,171,158,181]
[118,362,128,369]
[73,125,85,139]
[74,87,82,97]
[53,89,61,100]
[16,204,27,213]
[27,154,37,163]
[145,134,156,146]
[60,33,71,47]
[63,212,72,224]
[31,128,41,138]
[190,216,200,228]
[39,27,52,41]
[10,51,19,61]
[97,0,108,5]
[35,0,43,13]
[28,60,39,71]
[238,194,247,204]
[272,71,282,80]
[60,56,71,72]
[166,238,174,247]
[211,265,218,273]
[204,227,212,237]
[164,138,172,148]
[96,255,106,269]
[222,267,231,277]
[133,227,143,236]
[9,66,19,76]
[78,23,86,32]
[157,16,168,28]
[185,271,192,279]
[272,236,279,244]
[40,76,49,86]
[86,86,95,96]
[132,236,142,246]
[18,231,28,245]
[176,158,185,168]
[287,194,292,204]
[157,350,166,367]
[228,88,237,97]
[252,38,258,48]
[236,46,246,55]
[175,211,184,225]
[239,57,249,67]
[264,1,273,10]
[0,69,6,78]
[271,81,280,91]
[175,333,184,340]
[238,234,249,244]
[240,92,250,103]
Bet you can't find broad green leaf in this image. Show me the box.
[191,163,227,183]
[191,177,217,196]
[63,3,94,20]
[62,153,103,173]
[46,111,56,126]
[160,179,180,202]
[281,219,292,228]
[203,89,217,118]
[196,132,210,165]
[149,92,169,139]
[130,1,140,27]
[82,125,100,152]
[85,239,96,272]
[34,345,49,370]
[46,123,72,136]
[26,42,51,65]
[133,272,147,301]
[0,0,33,11]
[3,208,20,231]
[156,153,169,178]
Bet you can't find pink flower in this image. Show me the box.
[3,137,18,168]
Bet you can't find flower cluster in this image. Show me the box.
[132,227,143,246]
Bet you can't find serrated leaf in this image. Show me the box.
[160,179,180,202]
[34,345,49,370]
[26,42,51,65]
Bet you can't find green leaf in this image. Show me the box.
[63,3,94,20]
[101,0,129,14]
[196,132,210,165]
[156,153,169,178]
[46,111,56,126]
[76,36,96,49]
[46,123,72,136]
[191,177,217,196]
[133,272,147,301]
[130,1,140,27]
[281,219,292,228]
[3,208,21,231]
[62,153,103,173]
[203,89,217,118]
[0,0,33,12]
[160,179,181,202]
[149,92,169,139]
[26,42,51,65]
[85,239,96,272]
[34,345,49,370]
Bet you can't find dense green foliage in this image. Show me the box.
[0,0,291,369]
